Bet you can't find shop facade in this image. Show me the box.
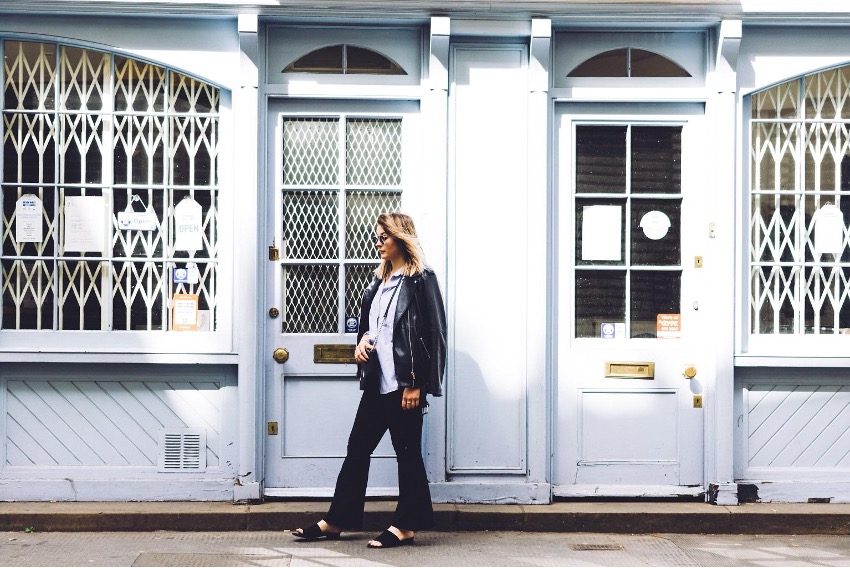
[0,0,848,504]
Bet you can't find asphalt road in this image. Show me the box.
[2,530,850,567]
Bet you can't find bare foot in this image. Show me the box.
[368,525,414,547]
[293,519,341,538]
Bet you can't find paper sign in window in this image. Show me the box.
[656,313,681,339]
[174,198,203,252]
[172,293,199,331]
[15,194,43,243]
[582,205,622,261]
[814,203,845,255]
[64,195,106,253]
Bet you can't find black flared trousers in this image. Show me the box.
[325,389,434,531]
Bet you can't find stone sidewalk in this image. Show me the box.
[0,501,848,534]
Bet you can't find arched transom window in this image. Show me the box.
[568,47,691,78]
[283,44,407,75]
[749,65,850,335]
[1,40,221,332]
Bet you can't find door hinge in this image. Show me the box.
[267,421,279,435]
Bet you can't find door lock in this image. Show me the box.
[272,347,289,364]
[268,307,280,318]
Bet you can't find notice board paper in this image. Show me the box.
[582,205,622,261]
[64,195,106,253]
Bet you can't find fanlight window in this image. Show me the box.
[1,40,221,332]
[283,44,407,75]
[749,64,850,335]
[568,48,691,78]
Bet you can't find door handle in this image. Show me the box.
[273,347,290,364]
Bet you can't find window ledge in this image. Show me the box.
[0,351,238,365]
[735,355,850,367]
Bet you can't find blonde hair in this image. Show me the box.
[374,212,426,279]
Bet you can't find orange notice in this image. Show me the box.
[172,293,199,331]
[656,314,681,339]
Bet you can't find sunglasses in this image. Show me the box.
[372,234,390,245]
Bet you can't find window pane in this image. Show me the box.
[346,46,406,75]
[1,259,54,329]
[4,41,56,110]
[113,261,164,330]
[282,118,339,186]
[346,118,402,186]
[60,113,106,184]
[631,199,681,266]
[803,122,846,192]
[170,115,218,186]
[113,189,165,258]
[630,270,680,338]
[60,46,108,112]
[805,66,850,120]
[630,49,690,78]
[283,264,337,333]
[750,122,799,192]
[170,71,218,114]
[284,45,344,74]
[114,114,166,185]
[283,191,338,260]
[4,113,56,184]
[752,80,799,120]
[345,263,377,331]
[631,126,681,194]
[58,260,105,330]
[575,198,626,266]
[568,48,627,78]
[114,56,166,112]
[169,261,216,331]
[750,193,799,263]
[2,186,55,257]
[751,265,798,334]
[576,125,627,194]
[345,191,401,259]
[575,270,625,338]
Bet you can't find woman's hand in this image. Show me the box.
[402,387,420,410]
[354,336,373,363]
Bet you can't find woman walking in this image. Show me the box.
[292,212,447,549]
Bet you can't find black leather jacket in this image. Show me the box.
[357,267,447,396]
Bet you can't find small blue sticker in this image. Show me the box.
[345,316,359,333]
[600,323,615,339]
[174,268,190,283]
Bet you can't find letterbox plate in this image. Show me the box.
[314,344,356,364]
[605,361,654,379]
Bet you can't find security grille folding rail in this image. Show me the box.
[280,116,402,334]
[750,65,850,335]
[0,40,220,331]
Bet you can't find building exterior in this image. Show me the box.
[0,0,848,505]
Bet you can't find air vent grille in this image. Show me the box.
[158,429,206,472]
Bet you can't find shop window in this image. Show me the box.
[1,41,220,331]
[283,44,407,75]
[279,116,402,333]
[749,64,850,335]
[568,47,691,78]
[574,124,682,338]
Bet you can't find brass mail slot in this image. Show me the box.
[314,344,356,364]
[605,361,655,379]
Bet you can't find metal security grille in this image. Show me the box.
[280,116,402,334]
[0,41,220,331]
[750,65,850,335]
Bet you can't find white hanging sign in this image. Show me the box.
[15,194,43,243]
[581,205,622,261]
[174,198,203,252]
[814,203,845,255]
[64,195,106,253]
[117,196,157,231]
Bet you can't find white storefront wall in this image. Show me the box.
[0,3,848,503]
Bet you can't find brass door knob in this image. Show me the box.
[683,365,697,379]
[273,347,290,364]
